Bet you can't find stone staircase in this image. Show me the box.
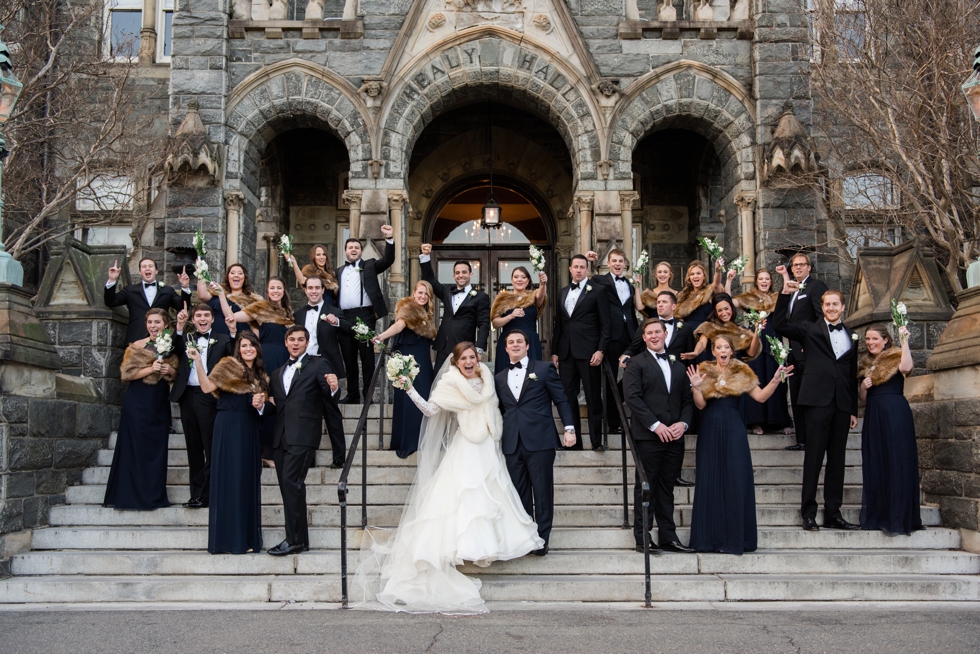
[2,404,979,605]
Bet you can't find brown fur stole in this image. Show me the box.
[676,285,714,319]
[858,346,904,386]
[734,289,776,313]
[242,300,294,326]
[698,359,760,399]
[207,357,267,398]
[694,320,756,353]
[491,289,544,319]
[395,297,437,341]
[300,264,339,293]
[640,289,659,310]
[226,291,263,311]
[120,344,179,385]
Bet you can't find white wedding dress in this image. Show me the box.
[352,362,544,614]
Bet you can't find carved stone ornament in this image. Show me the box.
[694,0,713,21]
[658,0,677,21]
[304,0,324,20]
[164,101,221,186]
[358,77,387,114]
[532,14,552,33]
[762,101,819,186]
[592,80,621,121]
[428,12,447,30]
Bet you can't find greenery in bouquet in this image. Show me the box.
[277,234,294,260]
[891,299,910,328]
[728,255,747,276]
[353,317,386,350]
[193,228,212,283]
[387,353,420,391]
[765,334,789,381]
[697,236,724,260]
[744,308,768,331]
[151,329,174,360]
[528,245,546,272]
[634,249,650,276]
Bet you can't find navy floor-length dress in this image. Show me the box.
[689,396,757,554]
[494,305,542,374]
[744,321,792,430]
[860,372,923,536]
[258,322,289,458]
[389,327,434,458]
[209,392,263,554]
[103,370,172,511]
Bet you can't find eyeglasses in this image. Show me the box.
[791,262,809,268]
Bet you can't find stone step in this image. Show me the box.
[14,548,979,578]
[47,504,941,529]
[28,526,963,552]
[3,571,974,604]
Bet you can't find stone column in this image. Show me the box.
[620,191,639,263]
[735,192,757,284]
[387,191,407,285]
[343,190,363,243]
[224,192,245,269]
[138,0,158,65]
[574,194,594,256]
[262,234,279,279]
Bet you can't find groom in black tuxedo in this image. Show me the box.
[104,258,192,343]
[623,318,694,554]
[495,330,576,556]
[266,325,341,555]
[773,284,859,532]
[553,254,610,451]
[419,243,491,372]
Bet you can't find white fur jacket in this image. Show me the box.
[426,363,502,445]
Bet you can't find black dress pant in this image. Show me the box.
[788,354,807,445]
[505,439,556,544]
[801,402,851,522]
[633,437,684,546]
[603,331,632,431]
[273,442,317,548]
[178,387,218,501]
[558,356,603,449]
[321,393,346,466]
[340,307,376,401]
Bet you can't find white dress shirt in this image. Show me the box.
[826,319,852,359]
[789,275,810,314]
[647,348,684,433]
[564,279,587,316]
[282,358,302,394]
[662,315,676,346]
[451,285,472,314]
[507,356,530,400]
[187,333,211,386]
[304,302,323,356]
[339,261,370,310]
[613,275,631,306]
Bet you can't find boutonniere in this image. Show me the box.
[320,314,329,321]
[158,281,165,288]
[585,284,592,292]
[355,265,363,273]
[469,290,477,297]
[528,373,539,382]
[676,321,683,329]
[798,282,807,291]
[851,333,859,342]
[208,338,216,346]
[294,360,304,372]
[669,355,676,363]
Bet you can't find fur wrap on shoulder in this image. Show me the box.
[300,264,339,293]
[427,363,502,445]
[698,359,760,399]
[676,285,714,319]
[694,320,756,354]
[226,291,263,311]
[491,289,545,319]
[640,288,660,310]
[242,300,294,326]
[207,356,267,398]
[120,344,179,385]
[395,297,437,341]
[858,346,904,386]
[734,289,776,313]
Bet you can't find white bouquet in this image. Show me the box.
[528,245,546,272]
[891,299,910,328]
[766,334,789,382]
[697,236,724,260]
[634,249,650,276]
[728,255,747,276]
[387,353,420,391]
[353,317,386,350]
[152,330,174,360]
[193,229,212,283]
[277,234,294,260]
[744,308,768,331]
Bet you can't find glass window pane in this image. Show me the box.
[76,175,135,211]
[843,174,896,210]
[110,9,141,58]
[437,260,481,286]
[162,11,173,58]
[442,220,531,245]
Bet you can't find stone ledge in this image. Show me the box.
[228,19,364,40]
[618,20,753,40]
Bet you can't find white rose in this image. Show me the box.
[897,302,908,315]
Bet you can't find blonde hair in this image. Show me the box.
[414,280,436,316]
[684,261,709,290]
[654,261,674,284]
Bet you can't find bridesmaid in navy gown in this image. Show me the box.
[104,309,179,510]
[858,323,922,536]
[373,281,437,458]
[675,260,715,335]
[492,266,548,374]
[196,264,262,337]
[686,334,793,554]
[216,277,293,466]
[191,331,268,554]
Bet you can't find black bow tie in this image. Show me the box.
[306,304,321,312]
[287,358,300,367]
[197,332,210,341]
[614,276,627,283]
[663,318,675,326]
[508,361,523,370]
[570,282,581,290]
[452,287,467,295]
[345,260,360,268]
[143,282,156,288]
[828,323,844,332]
[655,352,669,361]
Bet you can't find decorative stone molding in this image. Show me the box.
[694,0,714,21]
[592,79,621,122]
[657,0,676,21]
[618,20,753,40]
[597,160,613,180]
[358,76,387,117]
[387,192,408,284]
[370,160,383,179]
[224,192,247,269]
[734,192,756,283]
[228,18,364,40]
[762,102,818,186]
[164,101,221,187]
[342,190,363,239]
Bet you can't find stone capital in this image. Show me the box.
[574,194,595,212]
[387,191,409,211]
[224,191,246,212]
[734,193,756,212]
[619,191,639,212]
[342,190,363,209]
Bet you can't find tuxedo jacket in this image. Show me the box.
[104,281,190,343]
[590,272,639,345]
[772,293,858,415]
[293,304,352,378]
[624,319,695,360]
[169,331,233,402]
[553,280,610,360]
[623,350,694,443]
[268,355,337,449]
[784,275,829,364]
[334,240,396,319]
[420,260,491,353]
[494,360,575,455]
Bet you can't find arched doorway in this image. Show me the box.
[424,177,557,360]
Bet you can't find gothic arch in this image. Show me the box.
[223,59,374,198]
[609,61,757,190]
[379,29,605,187]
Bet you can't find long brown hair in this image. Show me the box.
[266,276,293,314]
[306,244,338,287]
[145,308,172,329]
[753,267,775,293]
[450,341,478,367]
[683,260,709,290]
[221,263,253,296]
[865,323,893,349]
[234,331,270,394]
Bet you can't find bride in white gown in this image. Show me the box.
[353,342,544,614]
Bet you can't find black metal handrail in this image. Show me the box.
[337,344,388,609]
[601,358,653,608]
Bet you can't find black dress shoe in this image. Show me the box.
[674,477,694,488]
[593,445,607,453]
[802,517,819,531]
[785,443,805,451]
[824,516,860,530]
[183,498,208,509]
[634,543,662,555]
[268,540,305,556]
[338,396,360,405]
[330,462,344,469]
[661,540,695,554]
[531,544,549,556]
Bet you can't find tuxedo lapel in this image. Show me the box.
[560,286,572,317]
[643,350,669,393]
[516,362,535,403]
[132,284,151,310]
